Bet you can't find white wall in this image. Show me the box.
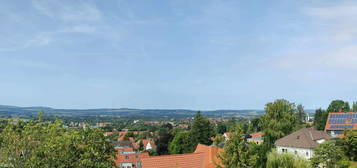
[276,146,314,160]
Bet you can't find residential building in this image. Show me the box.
[275,127,331,159]
[141,139,157,151]
[324,112,357,138]
[115,152,149,168]
[247,132,263,144]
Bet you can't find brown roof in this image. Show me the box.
[141,153,205,168]
[275,127,331,148]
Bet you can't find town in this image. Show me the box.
[0,99,356,168]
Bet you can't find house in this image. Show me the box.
[324,112,357,138]
[115,152,149,168]
[141,144,222,168]
[247,132,263,144]
[275,127,331,159]
[112,141,134,151]
[223,132,232,141]
[141,139,157,151]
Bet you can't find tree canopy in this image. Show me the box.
[327,100,350,112]
[0,120,116,168]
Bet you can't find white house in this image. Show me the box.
[275,127,331,160]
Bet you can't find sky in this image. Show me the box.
[1,0,357,110]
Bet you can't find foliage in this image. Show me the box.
[327,100,350,112]
[261,99,298,149]
[311,141,349,168]
[213,134,225,147]
[343,130,357,161]
[216,122,227,134]
[189,111,214,146]
[155,128,173,155]
[0,120,116,168]
[266,150,311,168]
[353,102,357,112]
[295,104,306,124]
[168,131,194,154]
[313,108,328,130]
[218,124,257,168]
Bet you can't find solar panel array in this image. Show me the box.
[330,125,353,129]
[330,113,357,118]
[328,113,357,130]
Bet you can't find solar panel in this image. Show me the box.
[330,125,353,129]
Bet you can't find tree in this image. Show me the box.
[295,104,306,124]
[168,131,194,154]
[311,141,349,168]
[38,110,44,121]
[261,99,297,148]
[189,111,214,146]
[155,128,173,155]
[343,130,357,161]
[352,102,357,112]
[0,120,116,168]
[266,150,311,168]
[327,100,350,112]
[313,108,328,130]
[213,134,224,147]
[218,124,257,168]
[139,140,144,151]
[216,122,227,134]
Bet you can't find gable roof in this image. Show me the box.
[249,132,263,138]
[194,144,223,168]
[275,127,331,148]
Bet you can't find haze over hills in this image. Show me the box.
[0,105,316,119]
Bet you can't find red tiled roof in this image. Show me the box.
[324,112,357,132]
[141,144,223,168]
[115,152,149,165]
[194,144,223,168]
[141,153,205,168]
[249,132,263,138]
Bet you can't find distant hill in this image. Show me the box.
[0,105,265,118]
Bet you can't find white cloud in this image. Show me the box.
[304,2,357,43]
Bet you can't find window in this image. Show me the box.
[125,156,129,159]
[282,149,287,153]
[306,152,309,157]
[294,151,297,155]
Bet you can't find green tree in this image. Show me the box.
[0,120,116,168]
[218,124,257,168]
[343,130,357,161]
[189,111,214,146]
[38,110,44,121]
[155,128,173,155]
[295,104,306,124]
[266,150,311,168]
[313,108,328,130]
[261,99,297,148]
[352,102,357,112]
[311,141,349,168]
[327,100,350,112]
[168,131,194,154]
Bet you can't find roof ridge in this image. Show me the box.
[141,152,204,159]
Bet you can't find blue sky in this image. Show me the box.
[1,0,357,110]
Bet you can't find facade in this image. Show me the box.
[324,112,357,138]
[275,127,331,160]
[247,132,263,144]
[115,152,149,168]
